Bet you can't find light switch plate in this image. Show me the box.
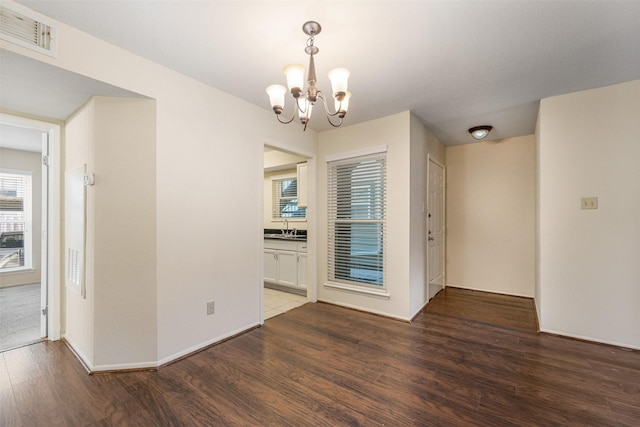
[581,197,598,210]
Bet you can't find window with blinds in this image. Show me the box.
[327,151,386,287]
[0,171,32,271]
[272,175,306,219]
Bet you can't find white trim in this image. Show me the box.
[324,281,391,299]
[445,284,534,299]
[62,333,92,371]
[540,328,640,352]
[318,298,409,321]
[324,144,387,163]
[157,321,260,367]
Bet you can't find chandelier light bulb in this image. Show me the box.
[283,64,305,94]
[265,84,287,112]
[328,68,350,96]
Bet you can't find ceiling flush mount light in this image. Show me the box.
[468,125,493,140]
[266,21,351,131]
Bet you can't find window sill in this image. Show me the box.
[0,267,36,275]
[324,281,391,299]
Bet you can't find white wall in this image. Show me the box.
[408,114,446,316]
[446,135,536,297]
[92,97,158,368]
[2,0,317,367]
[0,148,42,288]
[537,80,640,349]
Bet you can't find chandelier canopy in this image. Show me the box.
[266,21,351,131]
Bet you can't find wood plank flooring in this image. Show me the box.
[2,287,639,426]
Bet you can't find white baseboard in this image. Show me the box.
[156,321,261,367]
[318,298,411,322]
[64,322,261,372]
[445,284,534,299]
[540,328,640,351]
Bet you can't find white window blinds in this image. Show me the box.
[327,151,386,287]
[272,175,306,219]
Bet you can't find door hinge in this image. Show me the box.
[42,155,49,166]
[42,306,48,316]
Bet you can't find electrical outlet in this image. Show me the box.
[580,197,598,210]
[207,301,215,315]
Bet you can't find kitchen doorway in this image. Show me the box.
[262,145,315,321]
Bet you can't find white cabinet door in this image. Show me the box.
[277,250,298,287]
[263,249,278,284]
[297,252,307,288]
[297,162,308,208]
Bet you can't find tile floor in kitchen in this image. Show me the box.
[264,288,307,320]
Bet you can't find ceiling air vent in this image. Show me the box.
[0,6,56,57]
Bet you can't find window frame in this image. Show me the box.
[271,173,307,222]
[325,146,388,295]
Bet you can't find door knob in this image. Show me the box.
[428,236,435,241]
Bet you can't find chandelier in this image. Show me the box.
[265,21,351,131]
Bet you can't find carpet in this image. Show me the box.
[0,283,42,352]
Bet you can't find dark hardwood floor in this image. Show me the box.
[1,287,639,426]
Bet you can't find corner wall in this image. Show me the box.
[446,135,536,297]
[537,80,640,349]
[318,112,412,319]
[64,96,158,369]
[317,112,446,320]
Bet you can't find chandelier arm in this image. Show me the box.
[326,115,344,128]
[296,96,309,114]
[276,112,296,124]
[317,92,343,117]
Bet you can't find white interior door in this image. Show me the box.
[427,158,445,300]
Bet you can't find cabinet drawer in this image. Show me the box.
[264,239,298,251]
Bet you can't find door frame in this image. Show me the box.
[259,143,317,325]
[0,113,61,341]
[427,154,446,300]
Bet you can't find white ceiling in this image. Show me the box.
[0,123,43,153]
[7,1,640,146]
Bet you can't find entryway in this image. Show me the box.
[0,114,61,352]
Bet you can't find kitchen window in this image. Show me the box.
[272,174,306,220]
[327,147,386,289]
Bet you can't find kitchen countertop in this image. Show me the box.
[264,234,307,242]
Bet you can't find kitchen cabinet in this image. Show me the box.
[264,239,307,289]
[297,252,307,288]
[297,162,308,208]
